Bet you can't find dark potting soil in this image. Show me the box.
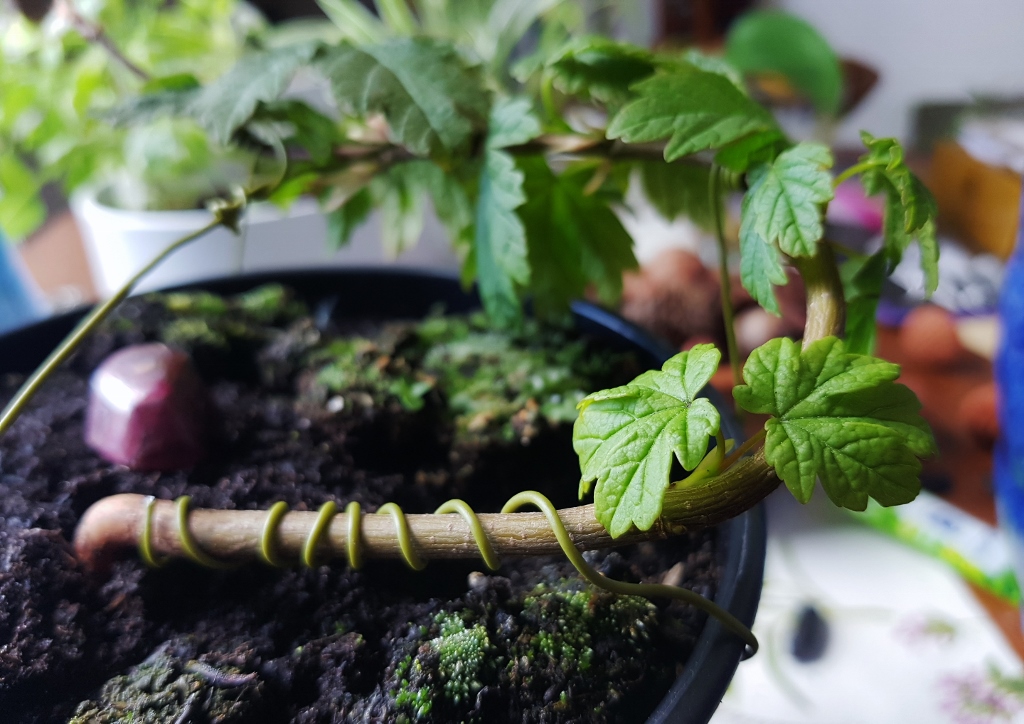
[0,287,720,724]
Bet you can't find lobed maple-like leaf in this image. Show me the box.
[471,98,541,325]
[574,345,722,538]
[744,142,834,258]
[637,160,718,229]
[733,337,936,510]
[517,159,637,317]
[839,251,887,354]
[546,36,658,104]
[737,192,788,316]
[317,38,490,156]
[607,64,776,162]
[859,132,940,294]
[191,43,319,146]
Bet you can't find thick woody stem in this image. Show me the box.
[74,454,784,575]
[74,495,671,574]
[71,254,846,572]
[792,243,846,349]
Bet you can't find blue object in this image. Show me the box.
[994,190,1024,615]
[0,231,40,334]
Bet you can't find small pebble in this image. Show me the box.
[660,562,685,588]
[467,571,488,592]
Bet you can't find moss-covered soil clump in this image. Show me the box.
[0,285,719,723]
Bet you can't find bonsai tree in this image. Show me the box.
[0,0,938,653]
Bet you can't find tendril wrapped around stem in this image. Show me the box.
[81,489,761,659]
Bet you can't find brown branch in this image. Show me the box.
[59,0,149,82]
[75,494,673,574]
[74,451,786,574]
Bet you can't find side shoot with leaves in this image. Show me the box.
[30,1,940,551]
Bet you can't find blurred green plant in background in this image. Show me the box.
[0,0,267,238]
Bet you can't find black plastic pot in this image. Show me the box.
[0,268,765,724]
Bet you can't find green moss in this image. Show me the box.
[389,612,496,722]
[516,580,656,677]
[392,656,434,721]
[69,646,261,724]
[236,283,306,323]
[163,291,228,317]
[432,613,492,705]
[161,318,229,349]
[312,337,435,412]
[305,311,634,444]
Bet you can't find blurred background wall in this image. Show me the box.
[768,0,1024,145]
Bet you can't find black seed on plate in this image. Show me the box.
[791,604,829,663]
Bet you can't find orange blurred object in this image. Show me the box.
[899,304,967,369]
[960,382,1000,450]
[930,141,1022,259]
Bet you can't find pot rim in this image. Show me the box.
[69,186,321,230]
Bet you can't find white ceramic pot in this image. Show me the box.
[71,188,460,297]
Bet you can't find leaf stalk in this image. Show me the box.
[710,165,743,411]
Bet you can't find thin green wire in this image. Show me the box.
[141,493,758,657]
[139,496,167,568]
[501,491,759,658]
[434,499,500,570]
[259,501,289,567]
[176,496,235,570]
[302,501,338,568]
[345,501,363,570]
[377,502,425,571]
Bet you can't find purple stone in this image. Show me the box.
[85,343,209,470]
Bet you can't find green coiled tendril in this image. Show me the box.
[139,492,758,657]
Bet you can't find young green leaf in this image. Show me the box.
[607,64,776,162]
[252,100,341,166]
[637,160,718,229]
[487,96,543,150]
[744,142,834,257]
[372,164,425,257]
[840,251,887,354]
[325,187,373,249]
[471,98,542,324]
[104,89,201,128]
[0,154,46,240]
[517,158,637,317]
[574,345,722,538]
[733,337,936,510]
[190,43,320,145]
[141,74,201,93]
[406,161,475,249]
[681,49,747,92]
[475,149,529,324]
[316,0,387,44]
[546,36,658,104]
[858,132,940,294]
[738,193,788,316]
[714,129,789,174]
[317,38,490,156]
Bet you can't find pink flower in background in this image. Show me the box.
[939,669,1024,723]
[895,615,958,647]
[828,180,884,232]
